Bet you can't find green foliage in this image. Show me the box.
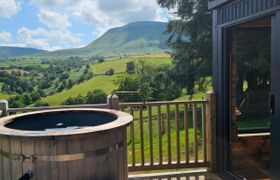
[151,64,182,101]
[114,74,141,102]
[98,58,105,63]
[66,79,74,89]
[40,56,171,105]
[236,28,270,91]
[106,68,115,76]
[126,61,135,74]
[59,73,70,81]
[157,0,212,95]
[115,61,181,102]
[63,95,85,105]
[39,79,52,89]
[33,100,50,107]
[63,89,107,105]
[136,60,154,102]
[9,90,42,108]
[0,71,34,94]
[86,89,107,104]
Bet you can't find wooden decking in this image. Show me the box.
[129,169,221,180]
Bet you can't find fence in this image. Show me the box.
[0,91,216,172]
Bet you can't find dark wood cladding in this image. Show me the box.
[209,0,229,10]
[231,134,270,169]
[216,0,280,25]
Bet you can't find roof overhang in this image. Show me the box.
[208,0,231,10]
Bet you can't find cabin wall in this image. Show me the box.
[210,0,278,173]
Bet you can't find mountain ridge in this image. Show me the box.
[0,46,48,58]
[0,21,170,58]
[48,21,170,57]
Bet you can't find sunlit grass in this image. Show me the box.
[123,105,205,164]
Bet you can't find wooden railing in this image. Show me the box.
[0,91,216,172]
[120,100,211,172]
[7,104,107,114]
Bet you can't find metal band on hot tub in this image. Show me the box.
[0,141,124,162]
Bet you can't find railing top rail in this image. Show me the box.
[7,104,107,113]
[119,100,208,107]
[6,100,208,114]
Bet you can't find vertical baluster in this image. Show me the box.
[175,104,180,164]
[166,104,171,164]
[130,106,135,167]
[139,106,144,166]
[184,103,189,164]
[157,105,162,165]
[202,103,207,163]
[148,105,154,165]
[193,104,198,163]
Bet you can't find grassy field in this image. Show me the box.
[42,76,117,105]
[92,56,172,74]
[43,56,172,105]
[0,84,15,99]
[0,93,14,99]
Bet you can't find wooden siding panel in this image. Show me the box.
[216,0,279,25]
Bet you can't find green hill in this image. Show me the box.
[42,56,172,105]
[0,46,47,58]
[44,21,170,57]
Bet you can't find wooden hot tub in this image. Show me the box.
[0,108,133,180]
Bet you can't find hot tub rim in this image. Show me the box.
[0,108,133,138]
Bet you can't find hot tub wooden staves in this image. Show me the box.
[0,108,133,180]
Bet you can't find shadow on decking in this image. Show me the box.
[129,169,221,180]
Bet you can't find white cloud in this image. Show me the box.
[38,10,71,29]
[29,0,76,9]
[0,0,21,18]
[0,31,12,42]
[71,0,169,36]
[20,0,170,48]
[17,27,82,50]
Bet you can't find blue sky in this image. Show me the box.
[0,0,170,51]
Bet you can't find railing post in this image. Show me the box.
[0,100,8,118]
[206,91,217,172]
[107,94,120,110]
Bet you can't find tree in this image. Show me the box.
[86,89,107,104]
[22,94,32,105]
[33,101,49,107]
[151,64,182,101]
[157,0,212,95]
[236,28,270,92]
[66,79,74,89]
[106,68,115,76]
[114,74,141,102]
[136,60,153,102]
[63,95,85,105]
[30,91,41,102]
[78,75,86,83]
[98,57,105,63]
[126,61,135,74]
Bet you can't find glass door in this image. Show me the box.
[270,11,280,180]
